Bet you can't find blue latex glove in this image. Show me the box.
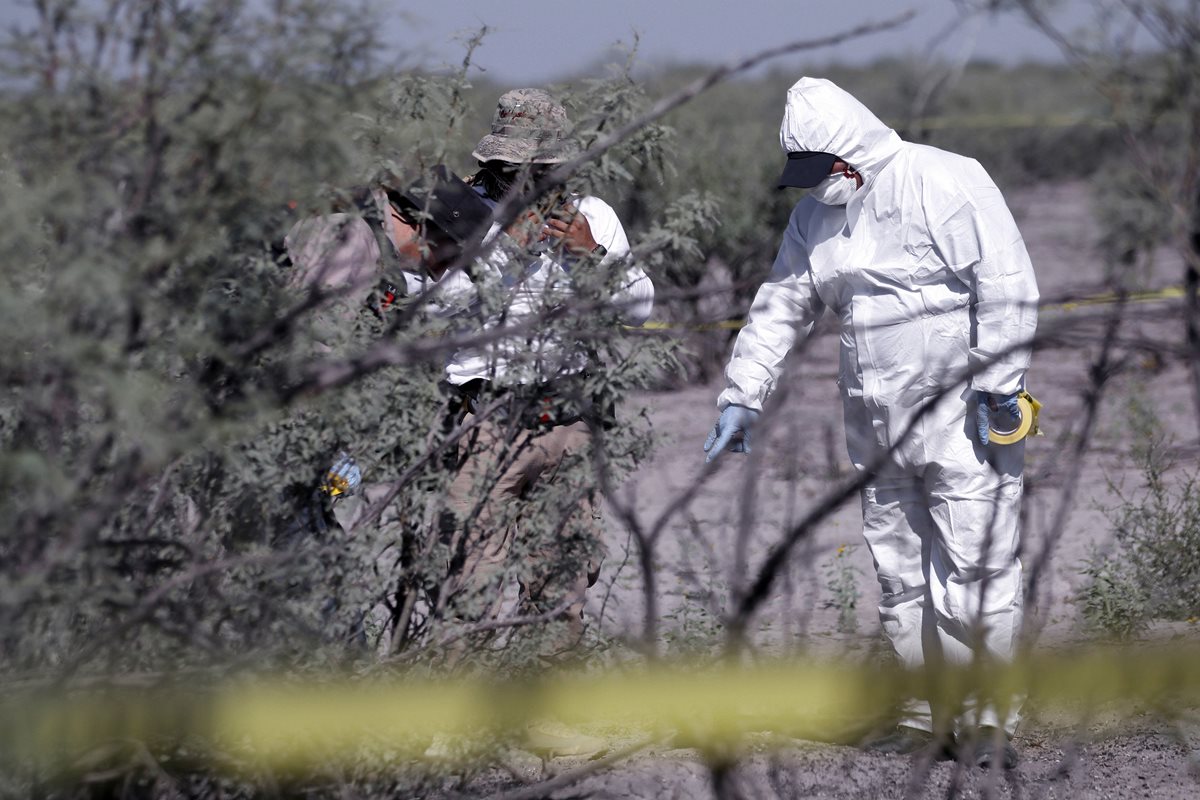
[976,392,1021,445]
[703,405,761,463]
[321,451,362,497]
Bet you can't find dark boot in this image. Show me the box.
[862,725,952,758]
[957,726,1018,769]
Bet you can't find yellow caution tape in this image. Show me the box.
[627,286,1185,333]
[635,319,747,331]
[1055,285,1183,311]
[6,645,1200,772]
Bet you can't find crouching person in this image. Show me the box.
[280,165,491,568]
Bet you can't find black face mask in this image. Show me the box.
[472,161,557,202]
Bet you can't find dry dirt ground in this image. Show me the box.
[455,181,1200,799]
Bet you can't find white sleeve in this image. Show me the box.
[577,196,654,325]
[717,205,825,412]
[931,180,1039,395]
[410,223,507,318]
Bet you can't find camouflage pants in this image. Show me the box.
[441,414,604,662]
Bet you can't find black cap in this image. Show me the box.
[778,151,838,189]
[384,165,491,244]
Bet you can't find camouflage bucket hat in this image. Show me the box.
[472,88,580,165]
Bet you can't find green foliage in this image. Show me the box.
[2,0,1189,792]
[1077,551,1148,640]
[1069,13,1200,282]
[0,0,686,685]
[823,544,861,635]
[0,0,385,675]
[0,4,707,792]
[1079,396,1200,638]
[1092,162,1176,284]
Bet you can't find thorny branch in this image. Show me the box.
[1023,291,1128,644]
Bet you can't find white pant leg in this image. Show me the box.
[925,416,1025,735]
[844,394,942,732]
[860,472,939,732]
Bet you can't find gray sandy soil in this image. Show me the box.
[457,181,1200,798]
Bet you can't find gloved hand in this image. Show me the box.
[976,392,1022,445]
[320,451,362,497]
[703,405,761,463]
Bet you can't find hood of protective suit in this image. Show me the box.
[779,77,903,186]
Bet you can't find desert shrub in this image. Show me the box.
[1078,398,1200,638]
[0,2,1173,792]
[823,544,862,635]
[0,7,700,797]
[0,0,392,676]
[1077,552,1148,640]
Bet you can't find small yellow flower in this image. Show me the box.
[1187,617,1198,625]
[837,545,846,556]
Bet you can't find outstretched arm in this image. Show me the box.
[706,204,825,461]
[718,205,825,413]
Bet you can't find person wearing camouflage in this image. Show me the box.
[283,165,489,333]
[282,166,491,537]
[438,88,654,667]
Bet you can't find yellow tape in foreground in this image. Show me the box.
[5,645,1200,772]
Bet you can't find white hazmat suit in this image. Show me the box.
[717,78,1039,734]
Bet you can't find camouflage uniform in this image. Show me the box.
[282,168,490,543]
[438,89,654,662]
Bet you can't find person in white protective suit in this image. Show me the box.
[703,77,1038,769]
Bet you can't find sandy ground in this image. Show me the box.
[457,182,1200,798]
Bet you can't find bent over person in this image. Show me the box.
[282,166,491,530]
[704,77,1038,769]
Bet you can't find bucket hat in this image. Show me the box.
[472,88,580,165]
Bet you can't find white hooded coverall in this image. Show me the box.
[719,78,1039,734]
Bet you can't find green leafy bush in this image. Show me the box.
[0,0,693,683]
[823,544,861,635]
[1079,399,1200,638]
